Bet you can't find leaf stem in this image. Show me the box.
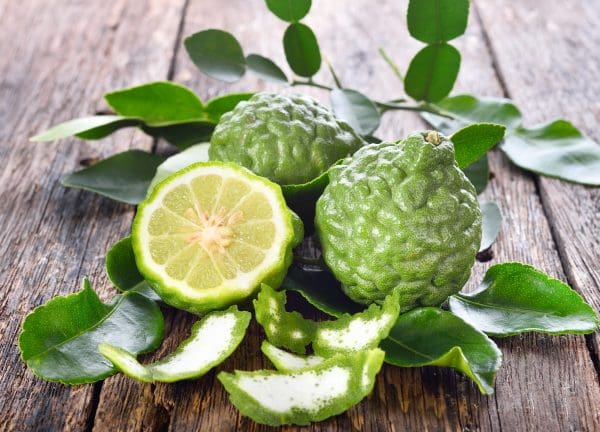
[326,61,343,89]
[291,80,333,91]
[291,80,454,119]
[378,47,404,82]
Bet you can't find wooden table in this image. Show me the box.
[1,1,599,430]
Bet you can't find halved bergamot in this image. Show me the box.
[132,162,300,314]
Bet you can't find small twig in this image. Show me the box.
[326,61,343,89]
[291,80,333,91]
[378,47,404,82]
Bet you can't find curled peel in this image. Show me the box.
[312,291,400,357]
[253,284,317,354]
[261,341,324,372]
[254,285,400,356]
[99,306,250,383]
[218,348,385,426]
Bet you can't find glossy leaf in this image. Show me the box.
[283,23,321,77]
[100,306,251,382]
[330,88,381,135]
[463,155,489,194]
[143,121,214,150]
[407,0,469,43]
[148,143,210,192]
[281,168,331,233]
[404,43,461,102]
[381,308,502,394]
[61,150,166,204]
[19,279,164,384]
[205,92,255,122]
[266,0,311,22]
[31,116,139,142]
[434,95,523,131]
[184,29,246,82]
[246,54,288,83]
[479,202,501,252]
[502,120,600,186]
[106,237,161,302]
[282,263,363,318]
[449,263,599,337]
[450,123,505,168]
[104,82,205,126]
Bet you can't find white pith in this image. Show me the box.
[137,165,289,301]
[262,342,324,371]
[235,366,350,414]
[316,313,394,351]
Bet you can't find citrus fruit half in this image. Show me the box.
[132,162,299,314]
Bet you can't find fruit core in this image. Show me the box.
[183,206,244,255]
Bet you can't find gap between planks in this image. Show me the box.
[472,0,600,382]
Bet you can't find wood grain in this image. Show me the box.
[0,1,186,431]
[92,1,600,431]
[475,0,600,361]
[2,0,599,431]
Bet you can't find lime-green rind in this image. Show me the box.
[253,284,316,354]
[316,132,482,311]
[260,341,324,372]
[209,92,365,186]
[99,306,251,383]
[312,292,400,357]
[218,349,385,426]
[132,162,298,314]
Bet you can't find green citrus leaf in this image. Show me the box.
[463,155,489,194]
[381,308,501,395]
[246,54,288,83]
[265,0,311,22]
[450,123,506,168]
[283,23,321,77]
[61,150,166,204]
[143,121,214,150]
[104,82,205,126]
[280,165,331,232]
[281,263,364,318]
[100,306,251,383]
[479,202,501,252]
[449,263,599,337]
[407,0,469,43]
[404,43,461,102]
[205,92,255,122]
[428,94,523,131]
[330,88,381,135]
[18,278,164,384]
[148,143,210,193]
[30,116,140,142]
[502,120,600,186]
[184,29,246,82]
[106,236,162,302]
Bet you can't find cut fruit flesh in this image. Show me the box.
[132,162,296,314]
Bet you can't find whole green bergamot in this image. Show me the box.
[209,92,366,185]
[315,131,482,311]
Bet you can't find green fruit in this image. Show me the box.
[132,162,300,314]
[315,131,482,311]
[209,92,365,186]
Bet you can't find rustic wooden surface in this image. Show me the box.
[1,0,599,431]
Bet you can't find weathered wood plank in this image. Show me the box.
[91,1,600,431]
[0,1,186,431]
[475,0,600,362]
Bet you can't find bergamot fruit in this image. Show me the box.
[315,131,482,311]
[131,161,301,314]
[209,92,366,186]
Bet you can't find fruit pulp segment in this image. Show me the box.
[146,173,277,290]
